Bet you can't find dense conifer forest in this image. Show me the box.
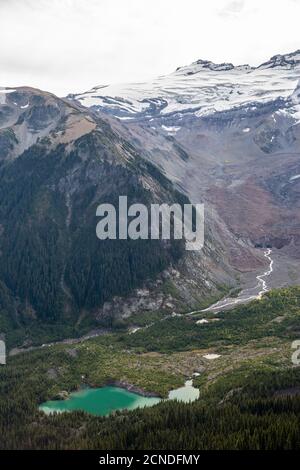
[0,288,299,450]
[0,133,187,348]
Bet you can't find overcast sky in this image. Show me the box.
[0,0,299,96]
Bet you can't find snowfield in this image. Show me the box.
[70,51,300,122]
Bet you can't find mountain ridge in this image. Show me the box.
[68,50,300,121]
[1,49,300,347]
[0,85,240,347]
[67,50,300,295]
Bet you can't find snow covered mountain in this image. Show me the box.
[69,50,300,126]
[68,50,300,273]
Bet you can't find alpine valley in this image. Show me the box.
[0,51,300,450]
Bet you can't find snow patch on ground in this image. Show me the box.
[161,125,181,135]
[203,353,221,360]
[129,327,141,335]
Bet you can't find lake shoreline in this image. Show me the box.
[40,384,163,417]
[40,379,199,416]
[52,380,163,402]
[104,380,162,398]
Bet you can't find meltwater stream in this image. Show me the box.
[199,249,274,314]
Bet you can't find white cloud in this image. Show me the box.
[0,0,299,96]
[218,0,245,17]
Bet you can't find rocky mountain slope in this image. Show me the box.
[2,50,300,346]
[69,50,300,269]
[0,86,238,346]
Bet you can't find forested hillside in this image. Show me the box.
[0,287,299,449]
[0,88,190,343]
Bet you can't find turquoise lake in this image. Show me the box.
[39,380,199,416]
